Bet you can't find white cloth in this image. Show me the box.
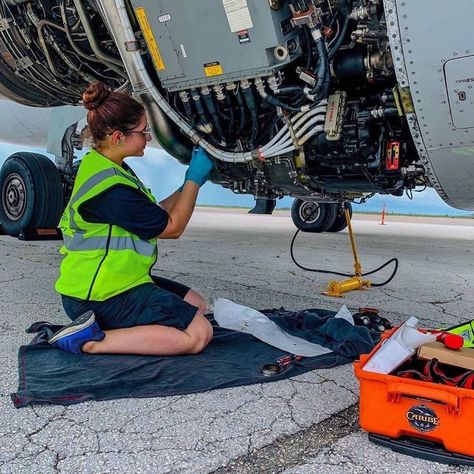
[363,317,437,374]
[213,298,353,357]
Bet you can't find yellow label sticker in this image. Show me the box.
[204,62,223,77]
[135,7,165,71]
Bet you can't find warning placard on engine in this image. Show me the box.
[204,61,223,77]
[222,0,253,33]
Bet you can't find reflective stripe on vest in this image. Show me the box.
[63,233,156,257]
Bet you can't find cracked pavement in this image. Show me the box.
[1,209,474,473]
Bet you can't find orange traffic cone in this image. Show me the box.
[380,203,386,225]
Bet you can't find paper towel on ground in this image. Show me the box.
[213,298,354,357]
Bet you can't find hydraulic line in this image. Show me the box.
[297,124,324,146]
[178,91,193,123]
[265,145,296,157]
[260,107,327,157]
[260,119,291,152]
[72,0,127,78]
[37,19,98,83]
[262,91,306,113]
[27,6,74,85]
[311,37,330,99]
[223,93,235,130]
[201,87,227,144]
[277,86,306,96]
[191,89,212,134]
[328,0,352,60]
[260,104,327,154]
[289,204,399,287]
[295,115,325,139]
[60,0,103,64]
[328,16,349,59]
[234,88,246,136]
[240,81,259,145]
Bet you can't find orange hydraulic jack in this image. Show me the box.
[324,208,371,297]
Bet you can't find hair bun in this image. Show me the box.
[82,82,111,111]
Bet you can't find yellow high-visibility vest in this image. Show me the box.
[56,149,158,301]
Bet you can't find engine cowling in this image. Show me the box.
[0,0,472,210]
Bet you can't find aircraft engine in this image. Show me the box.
[0,0,473,214]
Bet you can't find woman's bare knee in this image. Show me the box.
[184,289,208,315]
[183,313,213,354]
[205,321,213,344]
[187,336,208,354]
[200,300,208,315]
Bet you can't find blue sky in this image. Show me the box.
[1,143,473,216]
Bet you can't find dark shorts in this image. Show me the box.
[61,275,198,331]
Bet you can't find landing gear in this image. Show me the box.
[290,199,352,233]
[249,197,276,215]
[0,152,64,236]
[327,202,353,232]
[290,199,337,232]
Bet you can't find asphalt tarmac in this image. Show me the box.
[1,208,473,473]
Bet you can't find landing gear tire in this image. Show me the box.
[327,202,353,233]
[0,152,64,236]
[291,199,337,233]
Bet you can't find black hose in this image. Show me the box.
[289,205,399,286]
[263,93,302,113]
[175,93,193,122]
[241,86,259,145]
[215,97,231,121]
[223,92,235,129]
[303,26,314,69]
[201,92,227,144]
[191,89,211,131]
[311,38,330,99]
[235,89,246,135]
[328,0,352,60]
[328,16,349,60]
[277,86,306,95]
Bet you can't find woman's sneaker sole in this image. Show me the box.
[48,311,105,354]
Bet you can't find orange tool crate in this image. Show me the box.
[354,335,474,465]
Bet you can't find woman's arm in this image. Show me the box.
[157,182,199,239]
[159,190,181,212]
[157,146,213,239]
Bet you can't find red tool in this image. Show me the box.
[436,332,464,350]
[419,329,464,350]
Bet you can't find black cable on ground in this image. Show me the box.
[289,207,398,287]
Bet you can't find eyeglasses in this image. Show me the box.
[124,124,152,137]
[106,124,152,138]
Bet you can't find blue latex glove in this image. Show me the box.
[181,146,214,189]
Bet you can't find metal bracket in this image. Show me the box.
[0,18,9,31]
[124,40,140,52]
[393,85,414,115]
[15,56,33,70]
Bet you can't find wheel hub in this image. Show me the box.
[299,202,320,224]
[2,173,26,221]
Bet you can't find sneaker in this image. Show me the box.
[48,311,105,354]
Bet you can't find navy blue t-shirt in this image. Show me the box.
[78,163,169,240]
